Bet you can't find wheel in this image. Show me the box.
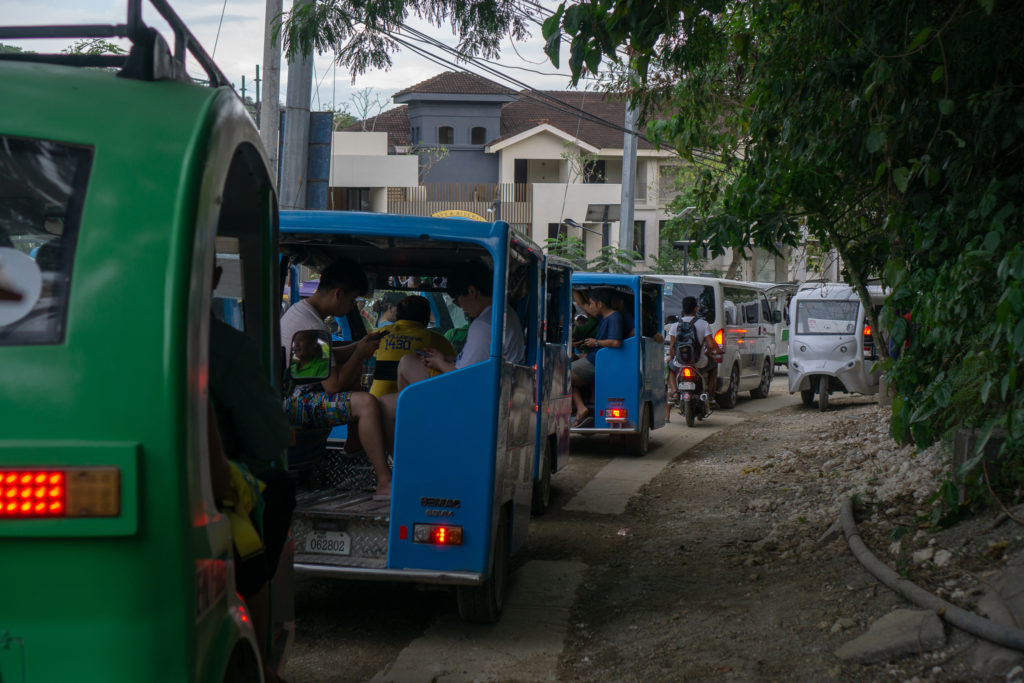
[530,439,552,515]
[818,374,830,411]
[684,398,695,427]
[632,403,651,456]
[457,511,509,623]
[717,364,740,409]
[801,387,815,406]
[750,359,772,399]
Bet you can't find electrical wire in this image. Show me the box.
[211,0,229,58]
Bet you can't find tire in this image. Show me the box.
[684,398,695,427]
[717,364,740,409]
[818,374,830,412]
[530,439,552,516]
[457,510,509,624]
[632,403,651,456]
[801,387,815,407]
[750,359,772,399]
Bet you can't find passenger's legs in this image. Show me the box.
[347,392,392,496]
[396,353,430,391]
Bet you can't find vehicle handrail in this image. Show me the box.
[0,0,230,88]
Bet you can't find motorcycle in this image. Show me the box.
[676,362,713,427]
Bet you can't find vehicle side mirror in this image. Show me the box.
[288,329,332,381]
[772,310,783,324]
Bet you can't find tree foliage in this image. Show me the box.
[543,0,1024,507]
[278,0,531,74]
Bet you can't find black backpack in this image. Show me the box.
[674,317,701,363]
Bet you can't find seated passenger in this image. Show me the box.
[280,257,392,500]
[378,262,524,446]
[610,289,635,338]
[571,287,626,427]
[369,295,455,397]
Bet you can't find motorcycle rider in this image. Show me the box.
[668,296,722,406]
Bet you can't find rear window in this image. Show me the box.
[796,300,859,334]
[0,136,92,345]
[663,283,716,324]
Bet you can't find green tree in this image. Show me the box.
[543,0,1024,506]
[62,39,127,56]
[278,0,531,72]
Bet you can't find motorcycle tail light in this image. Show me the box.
[714,328,724,347]
[682,367,694,379]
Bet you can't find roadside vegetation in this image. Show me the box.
[539,0,1024,516]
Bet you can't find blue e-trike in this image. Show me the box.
[531,256,574,514]
[279,210,542,623]
[570,273,667,456]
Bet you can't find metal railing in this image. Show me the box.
[387,183,532,224]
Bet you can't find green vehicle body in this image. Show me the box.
[0,30,282,683]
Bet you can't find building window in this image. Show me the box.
[346,188,371,212]
[633,220,646,260]
[471,126,486,145]
[583,159,605,184]
[548,222,565,240]
[410,126,420,144]
[438,126,454,144]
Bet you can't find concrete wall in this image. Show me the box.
[330,154,419,188]
[407,100,502,184]
[333,131,388,155]
[423,149,499,184]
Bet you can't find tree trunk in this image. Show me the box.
[724,247,744,279]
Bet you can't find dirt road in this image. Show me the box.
[284,377,997,681]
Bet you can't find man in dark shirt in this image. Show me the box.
[570,287,626,426]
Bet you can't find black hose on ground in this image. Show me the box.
[840,497,1024,653]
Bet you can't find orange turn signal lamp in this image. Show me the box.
[0,468,120,519]
[714,329,724,346]
[412,524,463,546]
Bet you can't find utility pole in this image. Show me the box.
[260,0,283,184]
[280,1,314,210]
[241,75,247,101]
[254,64,261,126]
[619,102,638,255]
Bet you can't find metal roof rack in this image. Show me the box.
[0,0,229,87]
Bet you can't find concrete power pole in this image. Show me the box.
[260,0,282,183]
[279,0,314,210]
[619,103,639,254]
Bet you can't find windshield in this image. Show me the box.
[663,283,716,324]
[795,300,859,335]
[0,136,92,346]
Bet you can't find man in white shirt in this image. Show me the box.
[280,257,392,500]
[667,296,721,403]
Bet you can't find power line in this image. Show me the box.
[211,0,229,58]
[392,26,726,170]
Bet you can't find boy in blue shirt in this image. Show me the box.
[571,287,626,426]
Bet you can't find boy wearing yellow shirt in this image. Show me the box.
[369,295,455,396]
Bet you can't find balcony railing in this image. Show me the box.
[387,183,532,225]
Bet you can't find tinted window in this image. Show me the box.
[0,136,91,346]
[662,283,716,324]
[471,126,486,145]
[438,126,454,144]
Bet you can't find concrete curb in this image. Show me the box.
[840,497,1024,653]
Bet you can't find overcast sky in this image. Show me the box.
[0,0,586,114]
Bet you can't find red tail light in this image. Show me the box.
[413,524,463,545]
[607,407,627,419]
[0,467,120,519]
[714,329,724,346]
[1,471,65,517]
[864,325,872,336]
[682,367,694,379]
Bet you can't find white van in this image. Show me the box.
[658,275,779,408]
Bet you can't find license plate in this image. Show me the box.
[680,382,696,390]
[306,530,351,556]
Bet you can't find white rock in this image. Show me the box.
[912,547,935,565]
[934,549,954,567]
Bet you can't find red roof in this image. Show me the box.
[394,71,516,97]
[342,105,410,147]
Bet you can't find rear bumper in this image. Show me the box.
[293,563,484,585]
